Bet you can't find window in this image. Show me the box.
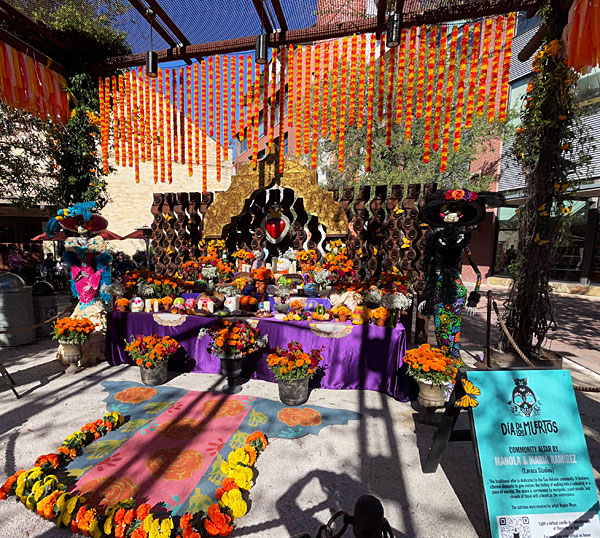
[516,12,541,36]
[494,207,519,276]
[577,67,600,107]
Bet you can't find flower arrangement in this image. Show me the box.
[289,299,304,311]
[252,267,273,282]
[370,307,391,320]
[0,411,268,538]
[315,240,355,283]
[52,317,96,345]
[239,295,258,310]
[114,298,130,311]
[403,343,463,385]
[312,268,332,286]
[381,292,413,312]
[363,288,383,307]
[231,249,255,262]
[200,320,267,359]
[332,305,352,321]
[266,341,324,382]
[160,296,173,309]
[125,334,180,368]
[445,188,478,202]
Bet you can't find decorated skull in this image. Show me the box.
[130,297,144,312]
[511,378,537,417]
[174,297,185,306]
[184,298,197,310]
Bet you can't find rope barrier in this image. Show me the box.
[0,305,73,335]
[492,301,600,393]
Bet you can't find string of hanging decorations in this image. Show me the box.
[98,14,515,191]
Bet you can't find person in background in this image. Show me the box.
[8,247,22,272]
[41,253,56,276]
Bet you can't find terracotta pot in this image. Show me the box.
[376,318,386,327]
[338,315,348,323]
[255,280,267,294]
[278,376,310,405]
[417,380,446,408]
[118,305,127,312]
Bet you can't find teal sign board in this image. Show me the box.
[467,369,600,538]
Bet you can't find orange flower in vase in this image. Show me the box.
[333,305,352,323]
[370,307,391,327]
[115,298,130,312]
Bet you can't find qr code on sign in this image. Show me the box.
[498,516,532,538]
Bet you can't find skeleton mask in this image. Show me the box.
[511,378,537,417]
[130,297,144,312]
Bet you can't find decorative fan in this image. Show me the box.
[261,205,291,244]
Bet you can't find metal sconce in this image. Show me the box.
[255,34,268,65]
[146,9,158,78]
[386,13,402,48]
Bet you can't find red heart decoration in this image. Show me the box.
[265,218,286,240]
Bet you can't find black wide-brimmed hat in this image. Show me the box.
[419,189,506,228]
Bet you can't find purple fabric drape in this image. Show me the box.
[106,312,409,401]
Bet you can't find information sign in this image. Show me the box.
[468,369,600,538]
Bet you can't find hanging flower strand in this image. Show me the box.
[223,55,229,161]
[377,36,385,123]
[488,15,505,122]
[125,73,133,167]
[432,25,448,152]
[186,64,193,177]
[477,18,493,117]
[415,25,427,118]
[98,78,107,174]
[404,27,417,140]
[263,49,270,145]
[295,46,303,156]
[440,26,459,173]
[111,77,119,166]
[202,60,208,193]
[194,62,200,165]
[247,55,254,150]
[252,63,260,168]
[321,40,330,137]
[139,66,146,162]
[357,33,367,130]
[158,70,165,183]
[348,34,358,126]
[268,48,277,153]
[366,34,376,172]
[338,37,349,171]
[422,25,437,163]
[385,44,396,146]
[179,66,185,164]
[239,55,245,141]
[152,75,159,182]
[208,56,214,137]
[453,23,471,153]
[278,45,287,174]
[230,55,236,152]
[215,54,222,182]
[145,68,152,161]
[312,43,321,170]
[119,74,126,165]
[288,44,295,128]
[464,22,482,130]
[303,45,312,155]
[330,40,339,142]
[395,28,407,126]
[498,12,516,123]
[103,77,111,174]
[173,68,178,163]
[165,68,172,184]
[133,71,140,183]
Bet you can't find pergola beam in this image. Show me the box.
[376,0,387,37]
[0,26,68,75]
[251,0,274,35]
[145,0,191,46]
[271,0,288,32]
[127,0,178,48]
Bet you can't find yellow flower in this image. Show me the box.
[228,447,250,467]
[61,496,79,527]
[227,464,253,490]
[159,518,174,537]
[103,514,113,535]
[220,488,248,518]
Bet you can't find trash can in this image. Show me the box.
[32,281,58,338]
[0,273,35,346]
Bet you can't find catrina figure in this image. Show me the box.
[418,189,505,360]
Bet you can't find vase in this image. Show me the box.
[376,318,386,327]
[118,305,127,312]
[220,355,243,394]
[417,380,447,408]
[140,360,169,386]
[278,377,310,406]
[61,342,82,374]
[338,315,348,323]
[274,299,289,313]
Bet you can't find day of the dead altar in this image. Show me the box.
[106,312,409,401]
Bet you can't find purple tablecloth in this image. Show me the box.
[106,312,408,401]
[181,293,331,313]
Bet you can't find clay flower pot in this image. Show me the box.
[376,318,386,327]
[118,305,127,312]
[338,315,348,323]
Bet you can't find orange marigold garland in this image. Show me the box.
[338,37,349,170]
[440,26,459,173]
[263,50,270,145]
[238,55,245,141]
[145,68,152,162]
[98,77,107,174]
[150,76,158,182]
[158,70,166,183]
[125,73,133,167]
[295,46,304,156]
[139,66,146,163]
[104,77,111,173]
[385,44,396,146]
[321,40,330,138]
[202,60,208,193]
[165,68,172,183]
[133,71,140,183]
[303,45,312,154]
[465,22,482,130]
[404,27,417,140]
[311,43,321,169]
[186,65,193,177]
[330,40,339,142]
[348,34,358,126]
[119,74,126,166]
[416,25,427,119]
[477,18,493,117]
[194,62,200,165]
[223,55,229,161]
[268,48,277,153]
[377,36,385,123]
[498,12,516,123]
[422,26,437,163]
[246,55,253,150]
[179,66,185,164]
[278,46,287,174]
[488,16,505,122]
[113,75,120,166]
[366,34,376,172]
[252,63,260,168]
[173,68,179,163]
[432,25,448,152]
[288,44,295,128]
[357,33,367,130]
[208,56,214,137]
[230,56,236,151]
[395,28,407,126]
[453,24,471,153]
[215,55,222,182]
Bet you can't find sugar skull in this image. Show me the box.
[510,378,537,417]
[184,298,197,310]
[130,297,144,312]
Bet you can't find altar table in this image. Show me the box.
[106,312,408,401]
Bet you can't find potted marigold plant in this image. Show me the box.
[199,320,268,394]
[125,334,180,386]
[52,317,96,374]
[370,307,391,327]
[266,340,324,405]
[115,298,130,312]
[403,344,463,407]
[332,305,352,323]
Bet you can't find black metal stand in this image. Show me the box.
[0,359,19,399]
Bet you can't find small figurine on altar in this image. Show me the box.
[185,297,197,314]
[252,267,273,300]
[418,189,505,360]
[251,248,268,271]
